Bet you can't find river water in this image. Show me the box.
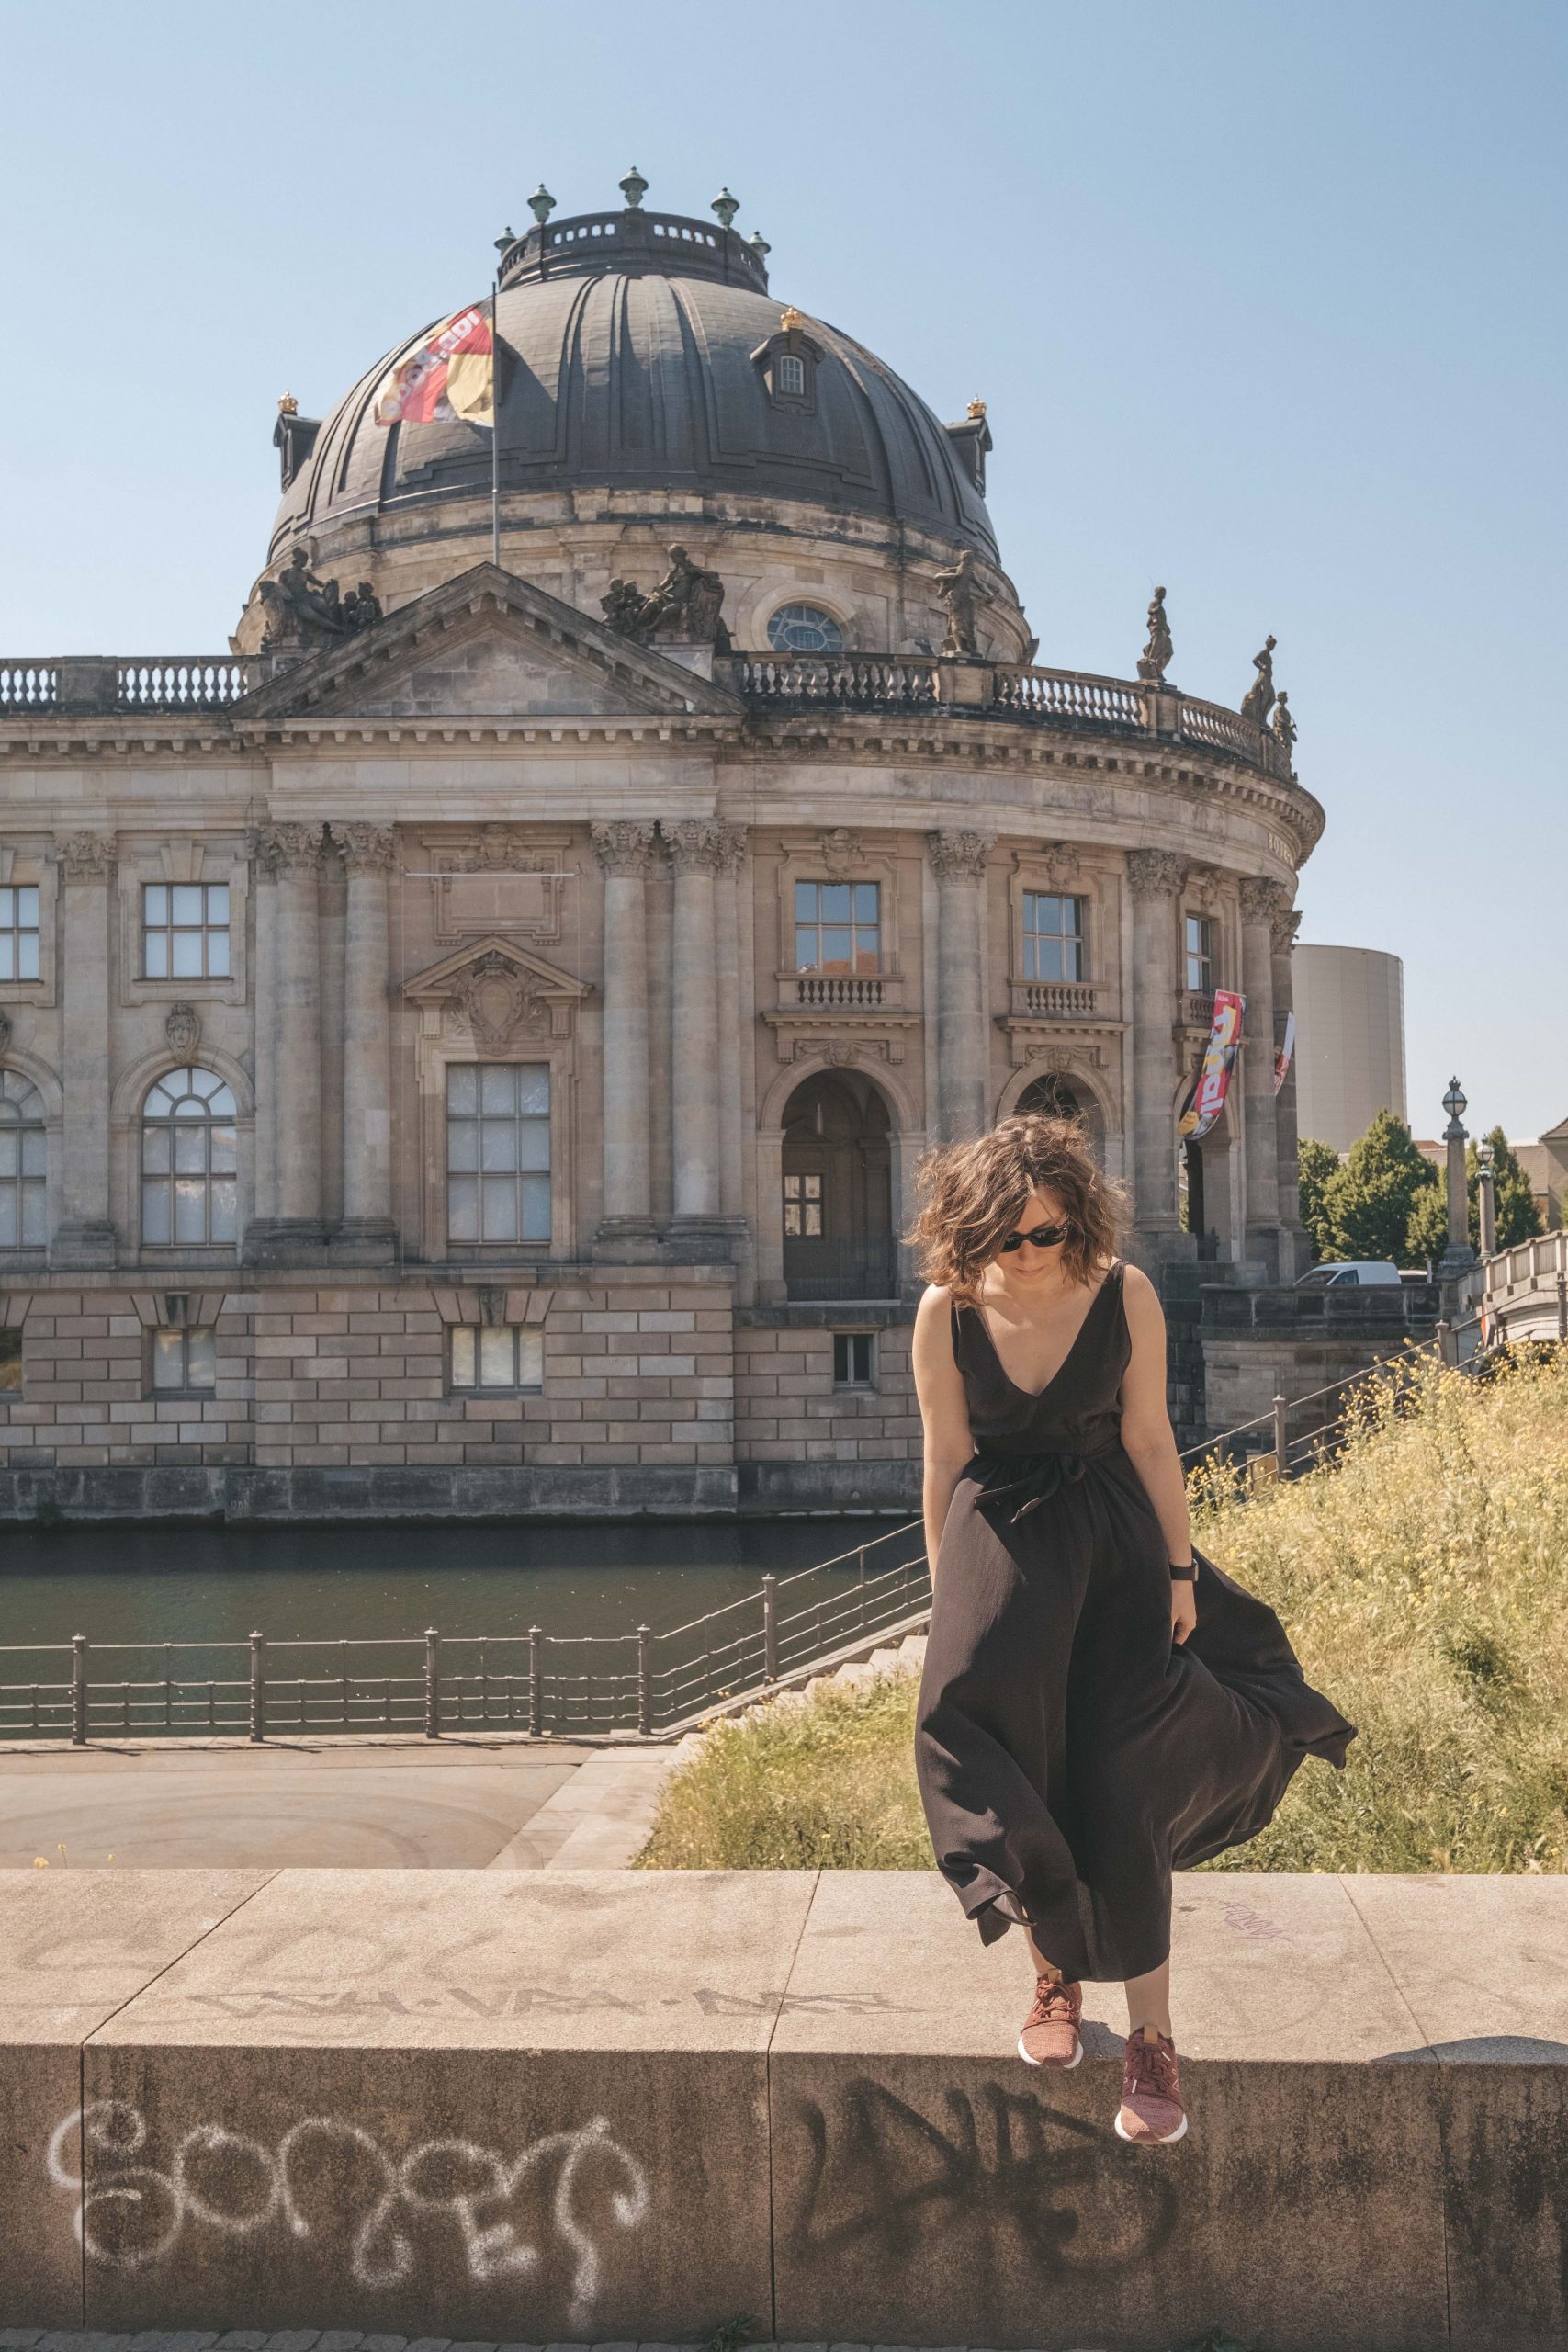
[0,1514,914,1651]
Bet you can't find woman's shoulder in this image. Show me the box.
[916,1281,963,1323]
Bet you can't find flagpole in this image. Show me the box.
[491,266,502,570]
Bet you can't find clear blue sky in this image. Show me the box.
[4,1,1563,1137]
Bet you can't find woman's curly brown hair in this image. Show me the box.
[905,1114,1125,1299]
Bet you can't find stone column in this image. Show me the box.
[591,819,657,1250]
[50,831,118,1267]
[263,821,326,1246]
[1271,899,1304,1278]
[249,834,278,1227]
[665,819,725,1238]
[1239,876,1286,1275]
[715,824,748,1221]
[1126,849,1186,1253]
[337,822,397,1256]
[929,829,994,1143]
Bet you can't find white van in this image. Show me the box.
[1293,1261,1404,1289]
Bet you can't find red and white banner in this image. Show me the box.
[1179,989,1245,1140]
[1273,1009,1296,1095]
[374,306,495,429]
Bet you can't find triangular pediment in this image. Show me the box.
[235,564,741,724]
[404,935,592,1051]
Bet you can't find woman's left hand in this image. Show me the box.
[1171,1580,1198,1645]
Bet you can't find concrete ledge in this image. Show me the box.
[0,1463,744,1522]
[1,1870,1564,2350]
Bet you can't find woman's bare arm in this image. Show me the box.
[1117,1263,1198,1642]
[911,1284,975,1582]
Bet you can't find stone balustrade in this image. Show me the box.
[0,648,1297,781]
[2,1866,1562,2348]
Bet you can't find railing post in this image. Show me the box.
[857,1546,867,1630]
[1559,1271,1567,1344]
[1272,1393,1289,1479]
[637,1624,652,1736]
[71,1634,87,1747]
[424,1626,441,1739]
[1437,1317,1453,1368]
[762,1574,778,1683]
[528,1624,543,1737]
[248,1631,265,1745]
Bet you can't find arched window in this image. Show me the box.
[141,1066,237,1246]
[0,1073,46,1249]
[767,603,845,656]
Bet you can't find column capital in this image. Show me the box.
[1124,847,1186,900]
[927,828,995,885]
[55,831,116,881]
[714,820,749,877]
[591,818,658,877]
[1270,903,1303,953]
[336,821,397,876]
[1239,875,1292,929]
[252,820,325,878]
[662,817,725,876]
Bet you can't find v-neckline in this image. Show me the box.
[972,1265,1118,1402]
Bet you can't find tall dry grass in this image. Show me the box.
[637,1350,1568,1874]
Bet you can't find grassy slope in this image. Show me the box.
[637,1352,1568,1873]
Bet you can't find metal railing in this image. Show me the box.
[0,1520,931,1747]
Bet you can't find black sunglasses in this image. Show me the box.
[997,1221,1072,1253]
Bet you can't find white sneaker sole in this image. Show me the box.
[1017,2032,1083,2069]
[1114,2109,1188,2144]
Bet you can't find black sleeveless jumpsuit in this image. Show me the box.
[913,1264,1355,1983]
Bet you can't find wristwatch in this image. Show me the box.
[1168,1559,1197,1582]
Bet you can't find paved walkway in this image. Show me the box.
[0,1739,649,1870]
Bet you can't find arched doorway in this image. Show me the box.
[781,1069,895,1300]
[1014,1070,1105,1162]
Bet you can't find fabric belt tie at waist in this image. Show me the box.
[973,1450,1111,1524]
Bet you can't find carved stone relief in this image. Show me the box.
[449,951,552,1050]
[164,1003,201,1057]
[591,820,657,878]
[1124,848,1187,899]
[927,829,995,885]
[57,831,116,881]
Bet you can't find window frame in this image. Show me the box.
[0,885,41,986]
[0,1070,47,1250]
[449,1322,545,1396]
[148,1324,219,1397]
[1184,911,1217,994]
[139,1065,240,1250]
[832,1330,877,1389]
[141,879,231,983]
[444,1061,553,1251]
[783,1169,824,1238]
[794,878,882,976]
[766,601,847,657]
[0,1326,22,1396]
[1021,890,1087,984]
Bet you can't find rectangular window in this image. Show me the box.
[0,886,40,984]
[142,881,231,980]
[446,1064,551,1244]
[832,1331,875,1388]
[0,1124,45,1249]
[783,1170,823,1237]
[1021,892,1085,983]
[450,1324,544,1392]
[775,353,807,397]
[0,1328,21,1394]
[1185,913,1215,993]
[795,879,880,974]
[150,1326,217,1394]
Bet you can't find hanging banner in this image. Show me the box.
[1273,1010,1296,1095]
[1179,989,1245,1140]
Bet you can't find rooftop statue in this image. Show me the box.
[257,548,382,652]
[932,548,994,658]
[600,546,730,650]
[1271,689,1297,761]
[1137,585,1173,684]
[1240,634,1278,728]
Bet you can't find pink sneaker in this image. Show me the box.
[1017,1973,1083,2069]
[1115,2028,1187,2143]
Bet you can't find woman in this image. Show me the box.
[909,1114,1354,2146]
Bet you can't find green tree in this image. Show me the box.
[1405,1181,1451,1268]
[1297,1138,1342,1261]
[1324,1110,1439,1264]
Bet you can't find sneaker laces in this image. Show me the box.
[1125,2031,1179,2101]
[1027,1974,1080,2028]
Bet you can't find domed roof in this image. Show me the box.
[269,203,998,566]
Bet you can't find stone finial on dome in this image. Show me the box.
[711,187,740,230]
[527,184,556,225]
[493,225,516,256]
[749,230,771,261]
[619,164,649,210]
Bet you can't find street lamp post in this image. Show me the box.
[1476,1136,1497,1258]
[1439,1076,1476,1273]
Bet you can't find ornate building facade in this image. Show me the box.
[0,187,1322,1517]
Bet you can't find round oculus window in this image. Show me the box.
[766,603,846,655]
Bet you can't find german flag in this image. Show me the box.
[374,305,495,429]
